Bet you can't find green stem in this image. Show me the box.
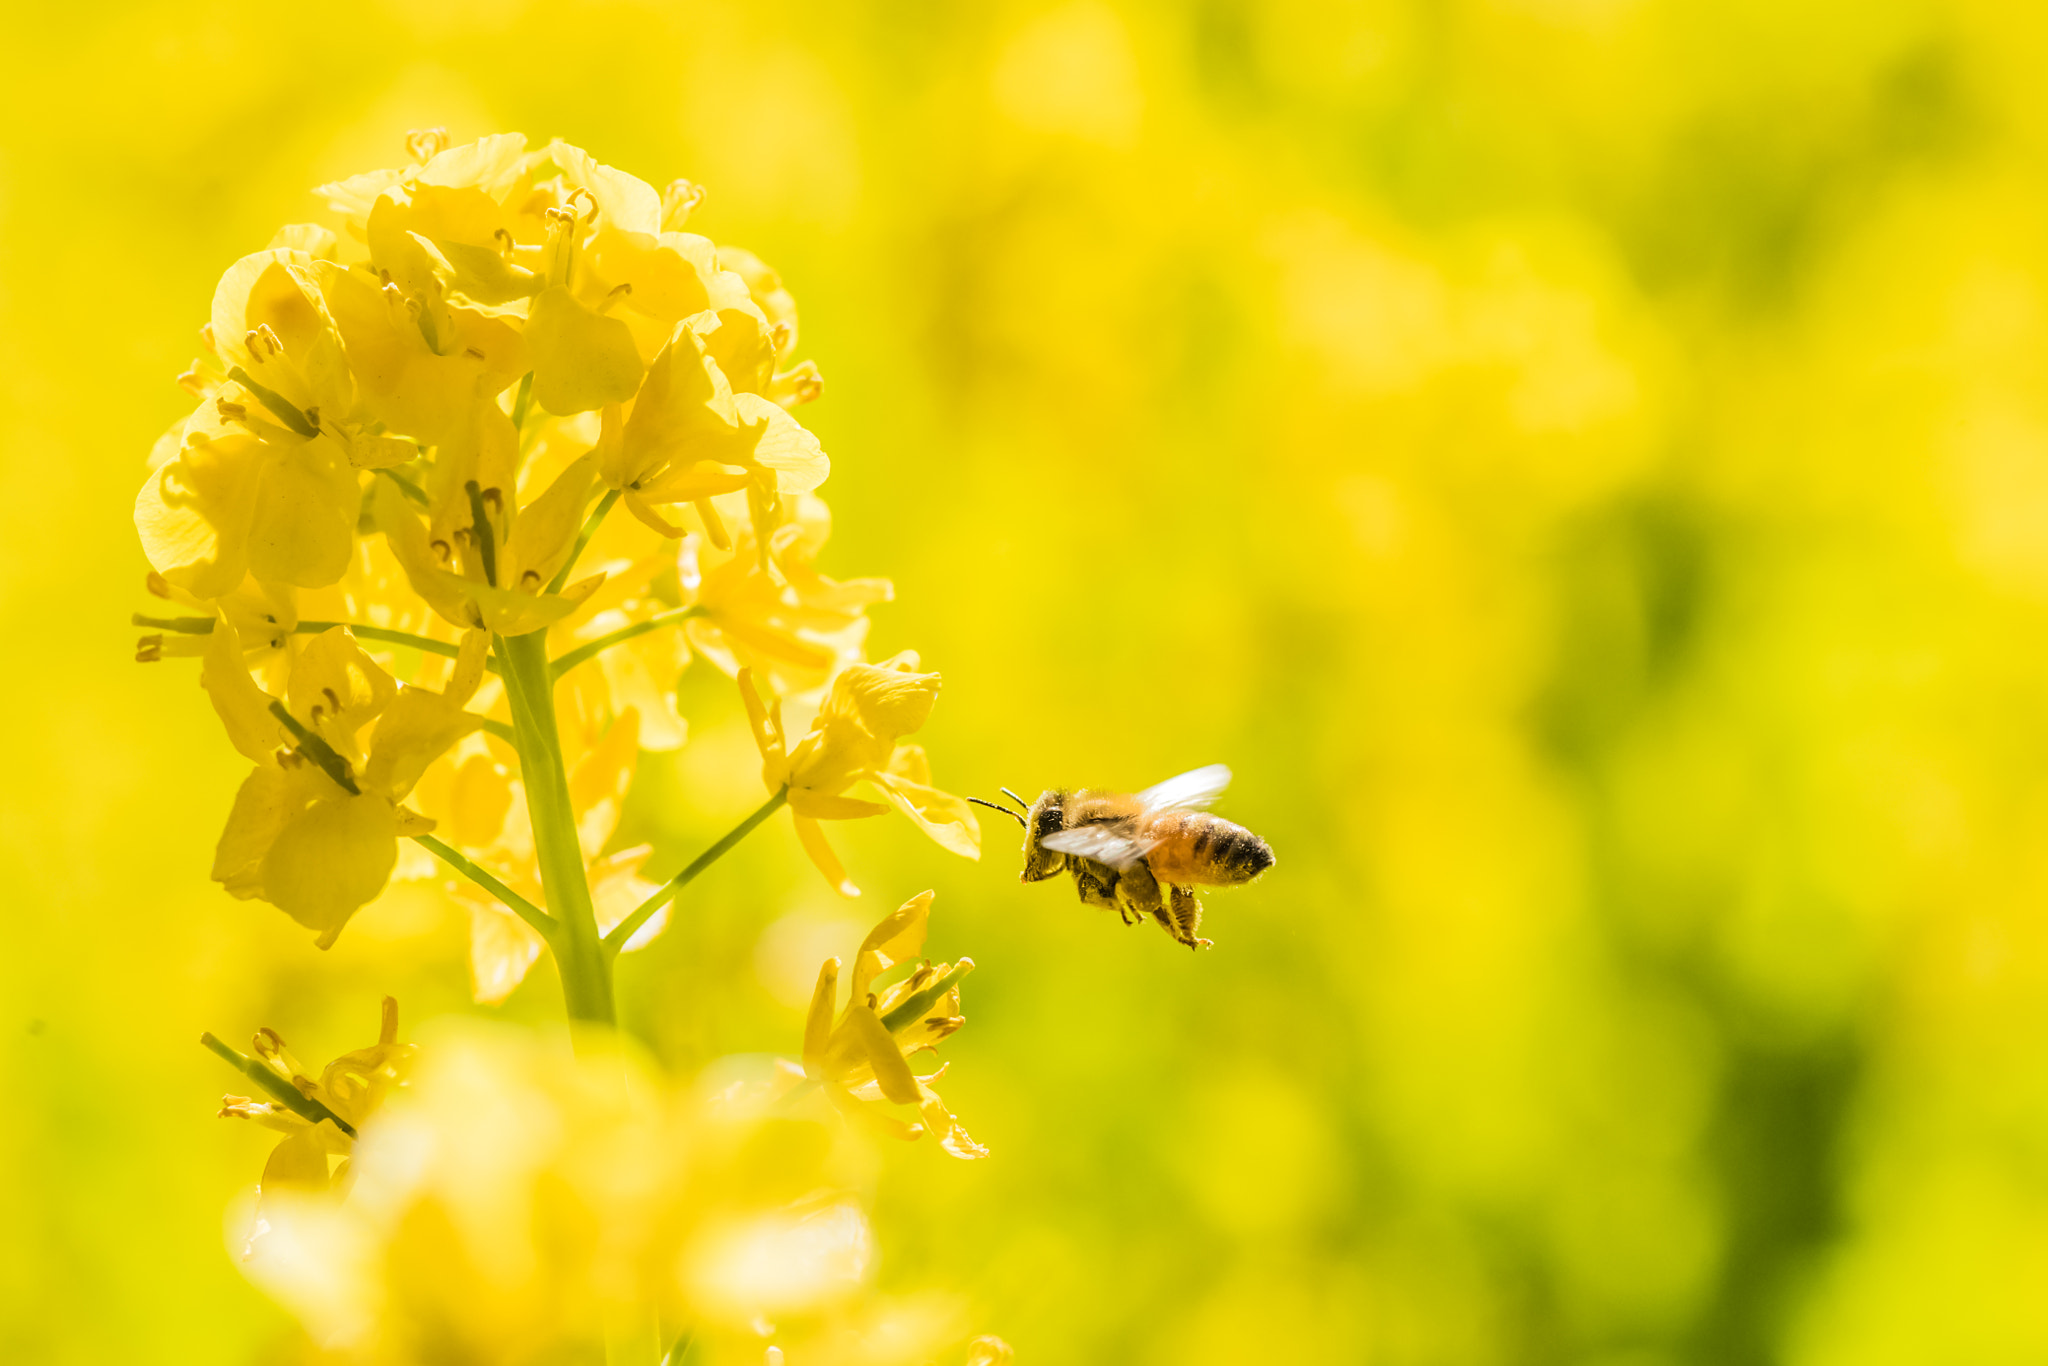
[546,486,620,594]
[552,606,704,682]
[495,630,614,1028]
[378,466,431,508]
[200,1033,358,1138]
[512,371,535,433]
[412,833,557,941]
[605,788,787,955]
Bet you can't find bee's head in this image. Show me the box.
[1020,789,1070,882]
[974,787,1071,881]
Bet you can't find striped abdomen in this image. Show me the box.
[1146,812,1275,886]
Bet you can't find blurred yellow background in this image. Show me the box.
[7,0,2048,1361]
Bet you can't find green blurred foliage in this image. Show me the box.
[6,0,2048,1361]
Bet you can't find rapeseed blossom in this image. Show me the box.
[143,132,1014,1361]
[213,998,413,1204]
[801,892,986,1159]
[134,132,931,948]
[742,655,981,895]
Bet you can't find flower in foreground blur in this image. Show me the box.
[742,654,980,895]
[802,891,986,1159]
[239,1024,884,1361]
[216,997,412,1203]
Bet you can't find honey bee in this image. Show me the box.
[970,765,1274,950]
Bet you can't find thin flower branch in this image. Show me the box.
[546,486,620,594]
[129,614,499,673]
[412,833,558,941]
[551,605,703,682]
[199,1032,359,1138]
[604,787,789,955]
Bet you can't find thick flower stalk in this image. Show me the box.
[131,131,946,1025]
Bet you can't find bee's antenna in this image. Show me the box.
[998,787,1030,812]
[969,796,1027,828]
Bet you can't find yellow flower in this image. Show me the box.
[236,1024,872,1360]
[740,653,980,896]
[800,891,986,1159]
[966,1337,1016,1366]
[215,997,413,1202]
[136,387,361,596]
[372,452,604,635]
[207,623,486,946]
[685,495,891,698]
[600,311,831,545]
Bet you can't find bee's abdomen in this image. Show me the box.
[1148,814,1275,886]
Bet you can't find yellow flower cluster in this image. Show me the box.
[157,133,1010,1363]
[134,131,979,996]
[240,1023,1000,1365]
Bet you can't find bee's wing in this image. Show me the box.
[1136,764,1233,815]
[1040,825,1158,871]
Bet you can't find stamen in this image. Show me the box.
[494,227,515,255]
[405,127,449,163]
[216,398,247,422]
[662,178,705,230]
[176,367,205,395]
[246,324,282,360]
[430,538,454,565]
[596,281,632,316]
[322,686,341,711]
[135,635,162,662]
[146,572,172,599]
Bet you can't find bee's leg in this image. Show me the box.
[1168,884,1213,950]
[1070,860,1122,916]
[1117,862,1175,941]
